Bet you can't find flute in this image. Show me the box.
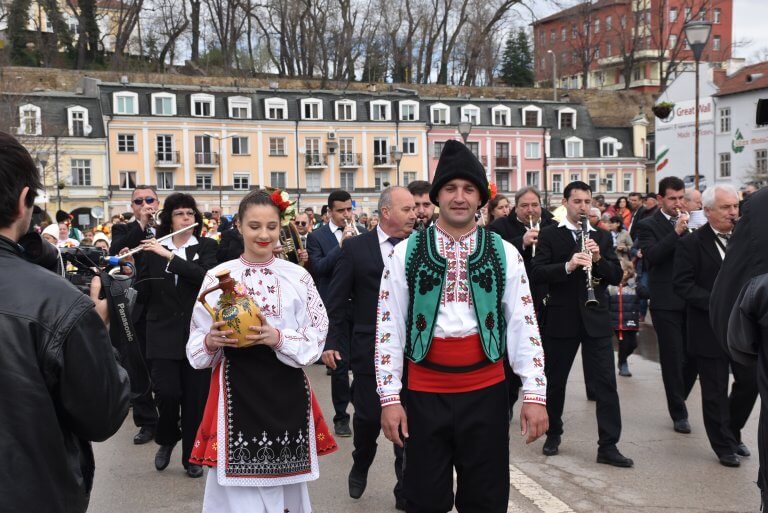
[106,223,199,264]
[528,215,538,257]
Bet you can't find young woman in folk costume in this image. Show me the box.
[187,190,336,513]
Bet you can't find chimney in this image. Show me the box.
[713,68,727,87]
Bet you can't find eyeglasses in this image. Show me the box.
[172,210,196,217]
[295,221,308,226]
[133,197,157,206]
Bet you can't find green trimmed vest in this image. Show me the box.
[404,226,507,364]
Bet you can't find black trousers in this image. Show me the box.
[403,381,509,513]
[331,339,351,424]
[697,356,740,457]
[616,330,638,365]
[151,358,210,467]
[351,373,404,500]
[543,328,622,448]
[503,359,522,418]
[730,360,758,443]
[650,309,698,422]
[132,314,158,429]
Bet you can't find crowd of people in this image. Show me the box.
[2,126,768,513]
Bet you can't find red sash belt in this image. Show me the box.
[407,334,504,393]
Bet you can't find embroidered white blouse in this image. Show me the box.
[375,225,547,407]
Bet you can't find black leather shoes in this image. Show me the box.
[133,427,155,445]
[187,464,204,478]
[718,453,741,467]
[348,465,368,499]
[334,420,352,437]
[597,448,634,468]
[736,443,751,457]
[673,419,691,434]
[542,436,560,456]
[154,444,175,471]
[395,497,406,511]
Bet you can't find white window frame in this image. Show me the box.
[340,171,355,191]
[719,152,731,178]
[600,136,619,157]
[460,104,480,125]
[117,133,136,153]
[719,107,731,133]
[191,93,215,117]
[526,170,540,188]
[588,172,599,191]
[196,173,213,190]
[265,98,288,120]
[399,100,419,121]
[623,172,633,192]
[70,158,92,186]
[67,105,90,137]
[552,173,563,194]
[233,172,251,190]
[305,171,322,192]
[18,104,42,136]
[300,98,323,120]
[231,136,250,155]
[569,171,581,183]
[713,35,721,51]
[370,100,392,121]
[525,141,541,159]
[605,172,616,193]
[269,137,287,156]
[151,92,177,116]
[119,170,137,190]
[157,171,174,190]
[335,99,357,121]
[558,107,577,129]
[430,103,450,125]
[113,92,138,115]
[402,137,417,155]
[491,105,512,126]
[270,171,287,189]
[565,136,583,158]
[228,96,252,119]
[522,105,542,127]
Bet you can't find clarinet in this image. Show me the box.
[580,214,600,308]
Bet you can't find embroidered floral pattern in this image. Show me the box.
[435,227,475,306]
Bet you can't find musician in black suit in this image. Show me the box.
[531,181,631,467]
[674,184,755,467]
[323,187,414,509]
[407,180,435,231]
[109,185,159,445]
[135,193,218,478]
[306,190,367,437]
[636,176,698,434]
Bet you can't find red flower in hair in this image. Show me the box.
[488,182,498,200]
[270,190,292,212]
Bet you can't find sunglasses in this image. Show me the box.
[295,221,308,226]
[133,197,157,206]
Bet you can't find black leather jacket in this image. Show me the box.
[0,235,130,513]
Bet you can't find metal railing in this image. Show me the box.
[194,152,219,166]
[305,153,328,167]
[155,151,180,166]
[339,153,361,167]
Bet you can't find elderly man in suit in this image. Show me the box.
[306,190,367,437]
[674,184,757,467]
[323,186,415,509]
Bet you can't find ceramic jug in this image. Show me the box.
[198,269,262,348]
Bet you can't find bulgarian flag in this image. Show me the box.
[656,146,669,172]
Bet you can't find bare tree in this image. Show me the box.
[111,0,144,69]
[143,0,189,70]
[561,1,605,89]
[462,0,521,86]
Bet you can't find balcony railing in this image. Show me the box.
[155,151,180,166]
[305,153,328,167]
[373,155,392,166]
[339,153,361,167]
[494,155,518,168]
[194,152,219,167]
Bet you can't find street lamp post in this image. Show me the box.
[684,20,712,191]
[204,132,238,211]
[458,121,472,145]
[547,49,557,102]
[390,145,403,186]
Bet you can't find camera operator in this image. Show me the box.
[0,131,130,513]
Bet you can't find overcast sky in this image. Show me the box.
[516,0,768,62]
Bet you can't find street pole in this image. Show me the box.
[548,49,557,102]
[694,59,700,191]
[684,20,712,192]
[55,136,61,211]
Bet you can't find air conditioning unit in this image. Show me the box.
[328,132,336,140]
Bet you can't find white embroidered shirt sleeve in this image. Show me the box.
[501,241,547,405]
[187,268,225,369]
[375,241,409,406]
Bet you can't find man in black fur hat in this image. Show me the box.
[376,140,548,513]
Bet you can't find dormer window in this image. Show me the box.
[370,100,392,121]
[399,100,419,121]
[18,104,42,136]
[265,98,288,120]
[522,105,542,127]
[565,136,583,158]
[301,98,323,120]
[191,93,215,117]
[491,105,511,126]
[431,103,450,124]
[228,96,252,119]
[151,92,177,116]
[67,106,90,137]
[558,107,577,129]
[336,99,357,121]
[113,92,138,115]
[460,104,480,125]
[600,137,619,157]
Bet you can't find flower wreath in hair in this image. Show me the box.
[488,182,498,201]
[269,189,297,226]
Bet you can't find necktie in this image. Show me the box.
[670,217,678,228]
[571,229,582,243]
[387,236,403,247]
[717,233,731,246]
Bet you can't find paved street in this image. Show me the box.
[90,325,762,513]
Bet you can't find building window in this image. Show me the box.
[339,138,355,165]
[400,101,419,121]
[526,171,540,188]
[151,92,176,116]
[18,104,42,135]
[233,173,250,190]
[492,106,510,126]
[370,100,391,121]
[623,172,633,192]
[336,100,356,121]
[588,173,599,191]
[719,152,731,178]
[495,142,510,167]
[561,27,566,41]
[270,172,286,189]
[118,134,136,152]
[594,18,600,33]
[305,171,322,192]
[551,174,563,194]
[606,16,612,30]
[194,135,215,165]
[714,8,721,23]
[196,173,213,190]
[113,92,138,115]
[756,149,768,176]
[713,36,721,51]
[565,137,583,157]
[601,138,618,157]
[669,34,678,48]
[669,7,678,22]
[305,138,322,166]
[156,135,174,163]
[719,107,731,133]
[698,8,706,21]
[228,96,251,119]
[461,105,480,124]
[301,99,323,120]
[119,171,136,190]
[269,137,286,156]
[340,171,355,191]
[605,172,615,192]
[157,171,174,190]
[550,30,555,42]
[71,159,91,186]
[265,98,288,120]
[373,138,389,165]
[374,171,389,191]
[466,141,480,158]
[495,172,510,192]
[431,104,450,124]
[433,141,445,158]
[570,172,581,183]
[67,106,88,136]
[684,7,691,21]
[403,172,417,186]
[522,106,541,127]
[620,14,626,28]
[402,137,417,155]
[231,136,249,155]
[559,110,576,129]
[191,93,215,117]
[525,141,541,159]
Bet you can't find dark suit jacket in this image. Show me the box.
[325,229,385,375]
[109,220,149,256]
[217,227,244,263]
[305,222,367,301]
[674,224,726,358]
[531,224,622,339]
[136,237,218,360]
[635,210,688,311]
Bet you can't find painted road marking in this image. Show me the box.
[508,464,574,513]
